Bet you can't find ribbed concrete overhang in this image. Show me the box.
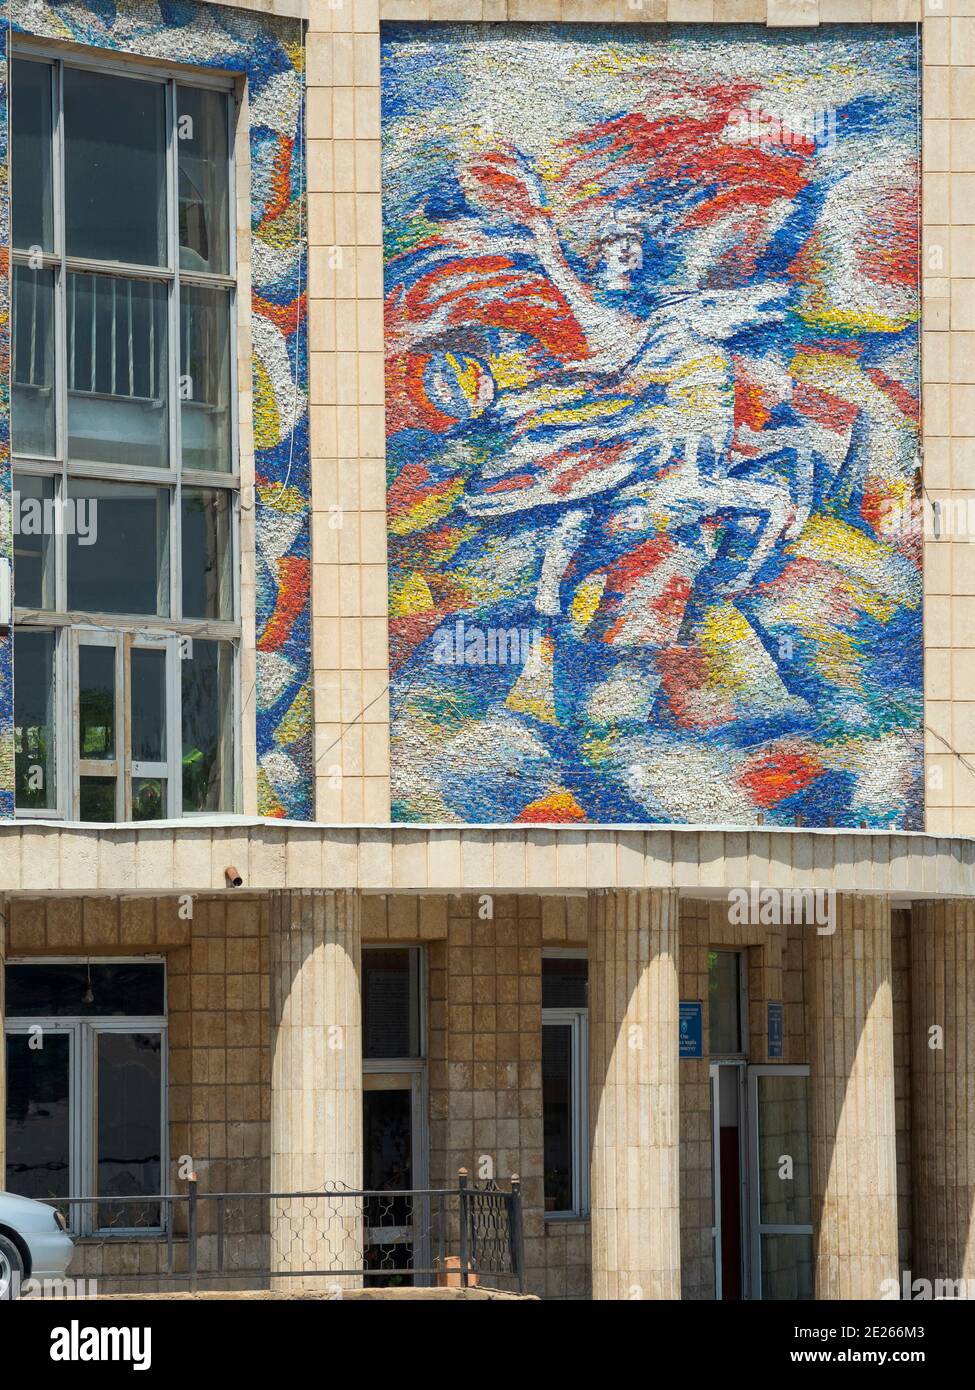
[0,820,973,899]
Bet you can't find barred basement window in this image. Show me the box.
[10,51,239,821]
[4,960,167,1233]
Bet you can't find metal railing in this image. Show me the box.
[43,1169,525,1294]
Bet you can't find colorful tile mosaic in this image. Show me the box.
[0,0,312,821]
[382,23,922,828]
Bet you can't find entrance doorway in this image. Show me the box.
[362,1071,429,1285]
[710,1060,747,1299]
[710,1061,814,1300]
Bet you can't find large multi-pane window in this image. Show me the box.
[4,960,167,1232]
[10,53,238,821]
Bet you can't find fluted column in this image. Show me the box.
[806,894,898,1299]
[589,889,681,1300]
[0,898,6,1181]
[269,890,362,1288]
[910,900,975,1286]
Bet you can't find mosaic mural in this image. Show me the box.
[382,23,922,828]
[0,0,312,820]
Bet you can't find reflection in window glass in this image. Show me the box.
[14,628,56,811]
[67,481,170,617]
[132,778,166,822]
[67,273,169,470]
[12,266,57,457]
[542,1024,573,1213]
[709,950,742,1055]
[96,1032,162,1229]
[181,639,233,812]
[761,1234,814,1300]
[5,1032,71,1201]
[6,962,166,1018]
[182,489,232,620]
[79,646,115,758]
[180,285,233,472]
[131,649,167,762]
[177,86,230,275]
[64,67,166,266]
[80,776,117,823]
[13,473,56,610]
[758,1074,811,1227]
[11,58,54,253]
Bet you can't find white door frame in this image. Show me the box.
[362,1066,431,1284]
[746,1063,813,1300]
[709,1058,749,1301]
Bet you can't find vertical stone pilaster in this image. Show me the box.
[806,894,898,1299]
[0,898,6,1181]
[269,889,362,1288]
[910,900,975,1287]
[589,889,681,1300]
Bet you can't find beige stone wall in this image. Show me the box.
[4,896,271,1291]
[361,891,592,1296]
[430,894,545,1295]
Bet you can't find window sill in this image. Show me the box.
[544,1212,591,1227]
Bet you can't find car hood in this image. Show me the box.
[0,1191,61,1232]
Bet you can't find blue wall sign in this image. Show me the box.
[768,1001,784,1059]
[679,1001,704,1059]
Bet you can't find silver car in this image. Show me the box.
[0,1192,75,1299]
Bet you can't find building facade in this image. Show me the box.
[1,0,974,1302]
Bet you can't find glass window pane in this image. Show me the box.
[757,1073,812,1226]
[709,950,742,1054]
[6,962,166,1018]
[132,777,166,822]
[96,1032,162,1229]
[11,58,54,252]
[131,648,167,762]
[542,957,588,1009]
[80,775,117,822]
[12,266,56,456]
[363,950,420,1059]
[64,67,166,267]
[178,86,230,275]
[67,273,169,470]
[761,1234,814,1301]
[67,481,170,617]
[181,639,233,812]
[14,629,56,811]
[182,488,232,620]
[542,1023,573,1213]
[13,474,56,609]
[5,1031,71,1201]
[180,285,233,472]
[79,645,116,759]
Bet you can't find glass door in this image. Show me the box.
[710,1059,748,1300]
[747,1065,814,1299]
[362,1071,428,1286]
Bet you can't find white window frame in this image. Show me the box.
[10,44,241,822]
[542,948,589,1221]
[3,956,168,1236]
